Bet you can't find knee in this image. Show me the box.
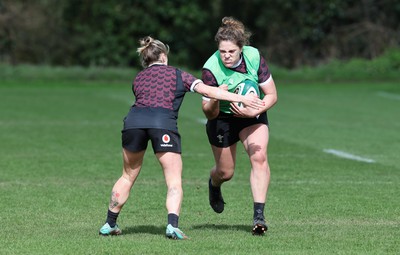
[215,168,234,182]
[122,167,139,183]
[251,152,268,168]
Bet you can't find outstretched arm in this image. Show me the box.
[194,81,264,109]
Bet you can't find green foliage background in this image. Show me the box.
[1,0,400,69]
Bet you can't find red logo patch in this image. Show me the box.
[162,134,170,143]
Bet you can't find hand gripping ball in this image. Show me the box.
[233,80,260,107]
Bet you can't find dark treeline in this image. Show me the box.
[0,0,399,69]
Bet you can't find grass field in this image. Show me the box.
[0,69,399,254]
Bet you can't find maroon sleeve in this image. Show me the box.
[201,69,218,87]
[181,70,198,91]
[257,54,271,83]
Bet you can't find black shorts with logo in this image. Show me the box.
[122,128,181,154]
[206,112,268,148]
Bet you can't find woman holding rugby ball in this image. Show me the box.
[201,16,278,235]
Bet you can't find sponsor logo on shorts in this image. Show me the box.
[161,134,173,147]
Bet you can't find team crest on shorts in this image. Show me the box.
[161,134,173,147]
[217,134,224,143]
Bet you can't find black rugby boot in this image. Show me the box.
[208,178,225,213]
[252,215,268,235]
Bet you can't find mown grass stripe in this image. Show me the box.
[323,149,375,163]
[377,91,400,101]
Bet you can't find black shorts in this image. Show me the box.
[122,128,181,154]
[206,112,268,148]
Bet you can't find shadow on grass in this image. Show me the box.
[122,225,165,235]
[192,223,249,233]
[118,224,250,235]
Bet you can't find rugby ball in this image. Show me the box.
[233,80,260,107]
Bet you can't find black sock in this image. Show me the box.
[209,178,221,192]
[168,213,179,228]
[106,209,119,227]
[253,202,265,218]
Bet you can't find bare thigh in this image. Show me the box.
[239,124,269,164]
[156,152,183,186]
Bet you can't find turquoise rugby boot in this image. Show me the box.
[165,224,188,240]
[99,223,122,236]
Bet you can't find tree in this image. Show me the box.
[0,0,399,68]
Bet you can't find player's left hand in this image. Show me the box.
[230,102,260,118]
